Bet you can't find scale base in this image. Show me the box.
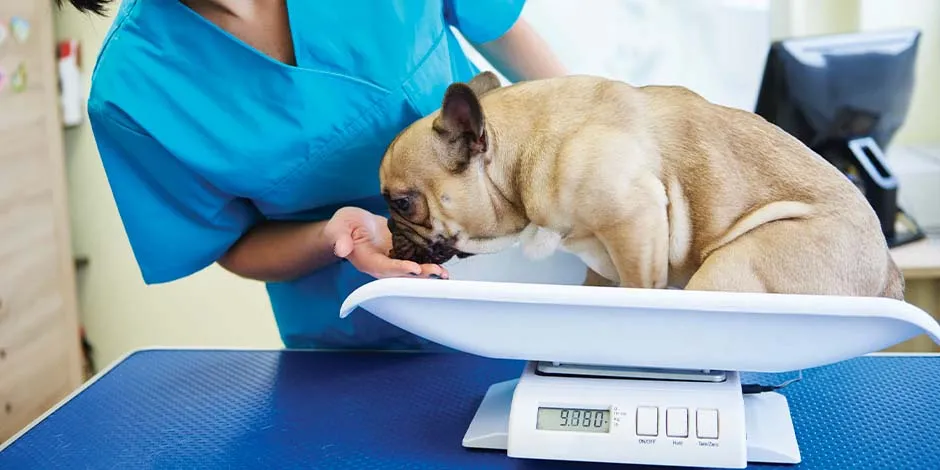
[463,378,800,467]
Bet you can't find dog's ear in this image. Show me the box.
[467,71,502,96]
[432,82,487,172]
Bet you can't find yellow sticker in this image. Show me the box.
[11,62,26,93]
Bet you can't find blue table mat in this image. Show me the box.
[1,350,938,469]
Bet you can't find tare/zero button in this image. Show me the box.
[666,408,689,438]
[696,409,719,439]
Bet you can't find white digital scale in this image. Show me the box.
[340,278,940,469]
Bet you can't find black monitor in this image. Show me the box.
[754,29,925,248]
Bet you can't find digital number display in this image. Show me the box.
[536,407,611,433]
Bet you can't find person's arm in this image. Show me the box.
[473,17,567,82]
[218,207,445,282]
[90,103,362,286]
[217,220,337,283]
[90,97,438,288]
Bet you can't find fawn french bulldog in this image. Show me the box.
[379,72,903,299]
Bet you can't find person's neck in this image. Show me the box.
[180,0,297,66]
[181,0,253,20]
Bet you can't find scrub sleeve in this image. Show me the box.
[445,0,527,44]
[88,109,261,284]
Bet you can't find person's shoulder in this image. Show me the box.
[85,7,142,124]
[89,0,144,79]
[87,2,184,131]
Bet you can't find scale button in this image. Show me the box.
[666,408,689,437]
[636,406,659,436]
[696,409,719,439]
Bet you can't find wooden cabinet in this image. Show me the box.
[0,0,84,442]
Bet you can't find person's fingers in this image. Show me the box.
[332,232,354,258]
[323,217,355,258]
[353,251,422,277]
[346,244,451,280]
[396,259,423,276]
[417,263,449,279]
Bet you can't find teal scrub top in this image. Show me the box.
[87,0,526,350]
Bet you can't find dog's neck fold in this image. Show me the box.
[480,118,529,220]
[482,104,558,227]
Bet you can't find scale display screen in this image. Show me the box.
[536,407,611,433]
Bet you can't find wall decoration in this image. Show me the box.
[0,21,9,47]
[0,67,8,93]
[10,16,30,44]
[10,62,26,93]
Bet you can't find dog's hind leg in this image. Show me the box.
[684,217,892,298]
[880,255,906,300]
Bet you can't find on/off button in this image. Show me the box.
[636,406,658,436]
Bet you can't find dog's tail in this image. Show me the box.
[881,254,906,300]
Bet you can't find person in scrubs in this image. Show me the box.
[61,0,567,350]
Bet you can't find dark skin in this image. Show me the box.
[178,0,566,283]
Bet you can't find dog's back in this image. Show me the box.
[638,83,902,299]
[477,76,902,299]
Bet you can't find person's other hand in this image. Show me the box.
[325,207,449,279]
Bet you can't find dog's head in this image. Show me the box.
[379,71,529,265]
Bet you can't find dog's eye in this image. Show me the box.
[392,197,412,213]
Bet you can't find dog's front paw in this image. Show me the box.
[520,224,562,260]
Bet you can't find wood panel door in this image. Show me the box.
[0,0,83,443]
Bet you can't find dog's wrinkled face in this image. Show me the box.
[380,72,527,265]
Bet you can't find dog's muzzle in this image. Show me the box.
[387,218,473,265]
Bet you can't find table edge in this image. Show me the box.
[0,346,263,451]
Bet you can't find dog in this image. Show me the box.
[379,71,904,299]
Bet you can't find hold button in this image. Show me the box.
[666,408,688,437]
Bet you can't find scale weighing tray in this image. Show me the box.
[340,278,940,468]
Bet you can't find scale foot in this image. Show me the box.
[744,392,801,464]
[462,379,516,450]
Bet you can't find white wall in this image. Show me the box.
[468,0,772,111]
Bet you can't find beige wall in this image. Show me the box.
[857,0,940,145]
[54,0,938,369]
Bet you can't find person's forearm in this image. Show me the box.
[474,18,567,83]
[217,220,337,282]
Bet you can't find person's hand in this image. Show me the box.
[324,207,449,279]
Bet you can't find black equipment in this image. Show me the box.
[754,29,926,247]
